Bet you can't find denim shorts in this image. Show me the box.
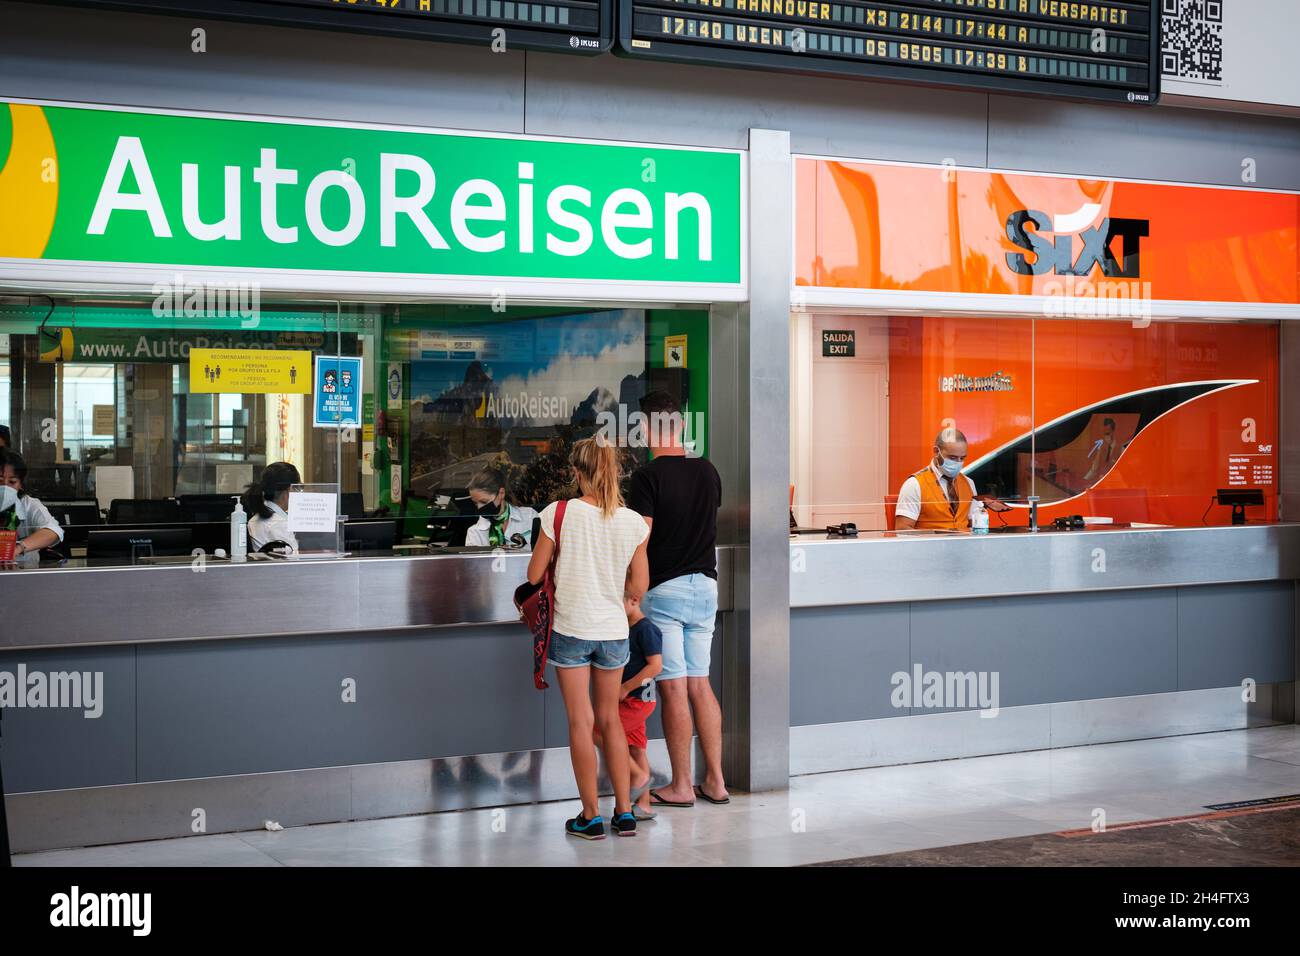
[641,572,718,681]
[548,631,631,671]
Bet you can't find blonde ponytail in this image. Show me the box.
[570,436,623,517]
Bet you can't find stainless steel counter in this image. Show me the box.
[0,548,736,651]
[790,523,1300,607]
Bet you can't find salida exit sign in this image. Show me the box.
[822,329,855,357]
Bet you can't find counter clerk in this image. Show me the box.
[0,450,64,557]
[894,428,1007,531]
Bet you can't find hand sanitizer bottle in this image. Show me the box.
[230,496,248,563]
[971,506,989,535]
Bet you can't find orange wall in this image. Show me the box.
[888,318,1280,526]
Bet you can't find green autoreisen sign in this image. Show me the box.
[0,100,743,287]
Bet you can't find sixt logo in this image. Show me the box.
[1005,205,1149,278]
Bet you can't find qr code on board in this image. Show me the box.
[1160,0,1224,83]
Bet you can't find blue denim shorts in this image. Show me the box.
[641,573,718,681]
[548,631,631,671]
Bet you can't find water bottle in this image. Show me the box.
[971,506,989,535]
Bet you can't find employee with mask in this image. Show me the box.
[894,428,1007,531]
[0,449,64,557]
[464,467,538,549]
[242,461,301,554]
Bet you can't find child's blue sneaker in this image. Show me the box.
[565,814,605,840]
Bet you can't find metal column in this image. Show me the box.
[712,129,792,791]
[1284,322,1300,725]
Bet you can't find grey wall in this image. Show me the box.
[791,582,1296,727]
[1,617,723,794]
[3,1,1300,189]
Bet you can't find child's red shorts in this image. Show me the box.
[618,696,656,749]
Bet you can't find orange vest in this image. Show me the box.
[911,467,972,531]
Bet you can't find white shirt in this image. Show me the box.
[465,504,540,548]
[9,493,65,543]
[895,462,984,524]
[539,499,649,642]
[248,501,298,554]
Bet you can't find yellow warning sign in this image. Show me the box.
[189,349,311,394]
[665,334,687,368]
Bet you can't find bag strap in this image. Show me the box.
[551,499,567,564]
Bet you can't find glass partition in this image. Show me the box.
[0,295,711,564]
[791,311,1281,536]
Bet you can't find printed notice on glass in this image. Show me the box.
[287,491,338,534]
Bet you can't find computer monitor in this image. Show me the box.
[180,494,237,523]
[42,501,102,527]
[340,492,366,520]
[188,521,235,554]
[87,527,193,561]
[108,498,182,524]
[343,519,397,552]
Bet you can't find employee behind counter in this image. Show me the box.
[895,428,1010,532]
[464,467,539,549]
[0,449,65,558]
[243,461,302,555]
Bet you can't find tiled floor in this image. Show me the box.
[814,806,1300,866]
[14,725,1300,867]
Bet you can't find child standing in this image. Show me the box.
[598,595,664,821]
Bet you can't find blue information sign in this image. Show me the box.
[314,355,363,428]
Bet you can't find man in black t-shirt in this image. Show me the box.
[625,391,729,807]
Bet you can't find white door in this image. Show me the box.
[808,317,889,531]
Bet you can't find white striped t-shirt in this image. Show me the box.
[540,498,650,642]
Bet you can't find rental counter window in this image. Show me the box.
[790,312,1282,535]
[789,157,1294,540]
[783,156,1298,774]
[0,297,709,567]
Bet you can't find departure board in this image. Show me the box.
[55,0,611,53]
[619,0,1159,103]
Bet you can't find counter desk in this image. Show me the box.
[788,523,1299,776]
[0,548,733,852]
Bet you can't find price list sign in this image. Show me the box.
[57,0,610,53]
[619,0,1159,103]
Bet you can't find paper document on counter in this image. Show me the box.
[288,492,338,533]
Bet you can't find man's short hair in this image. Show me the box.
[934,427,968,449]
[1102,417,1116,429]
[639,389,680,417]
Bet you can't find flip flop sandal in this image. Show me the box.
[649,789,695,808]
[694,786,731,805]
[632,806,657,822]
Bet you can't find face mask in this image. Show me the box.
[476,499,504,519]
[0,485,17,512]
[938,457,962,479]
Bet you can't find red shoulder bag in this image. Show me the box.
[513,499,567,690]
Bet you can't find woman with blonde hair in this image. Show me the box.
[526,436,650,840]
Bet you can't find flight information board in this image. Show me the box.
[619,0,1159,103]
[56,0,611,53]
